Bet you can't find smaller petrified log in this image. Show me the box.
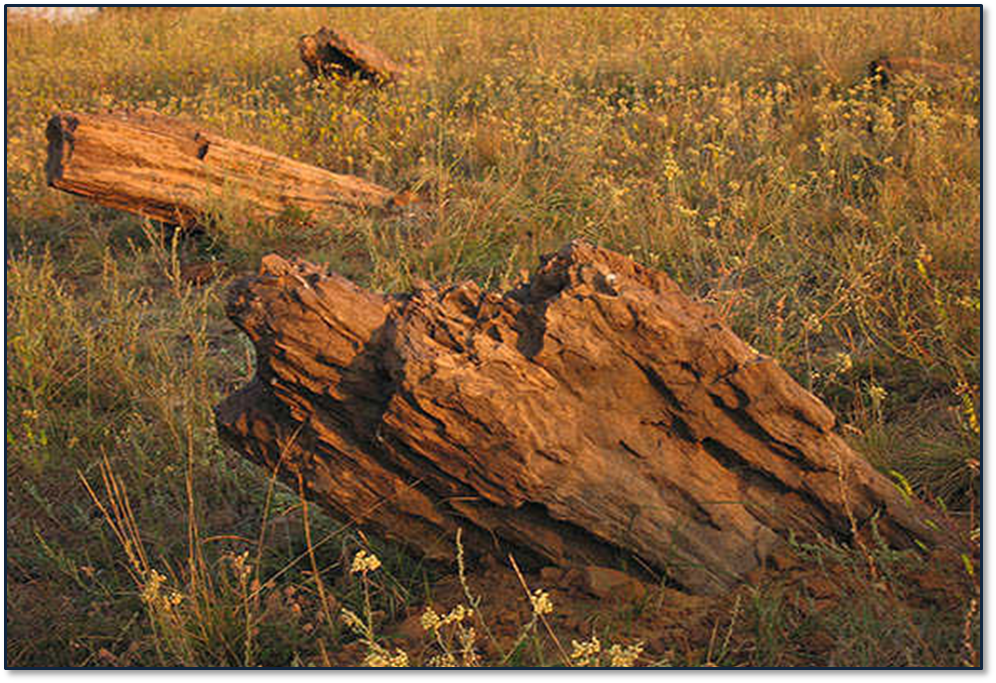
[216,241,953,595]
[868,55,974,88]
[46,108,403,229]
[299,27,404,83]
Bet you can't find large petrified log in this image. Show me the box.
[45,109,401,228]
[215,241,949,594]
[299,27,404,83]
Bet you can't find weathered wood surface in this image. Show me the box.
[868,55,974,88]
[215,241,949,594]
[45,109,401,228]
[299,27,404,83]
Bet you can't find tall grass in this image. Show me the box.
[6,7,979,666]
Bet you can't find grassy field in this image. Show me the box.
[5,7,980,667]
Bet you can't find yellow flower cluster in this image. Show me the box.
[421,603,473,632]
[570,635,645,667]
[141,568,183,609]
[350,549,382,575]
[529,589,553,616]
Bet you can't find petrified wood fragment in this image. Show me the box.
[45,108,401,228]
[215,241,948,594]
[868,55,974,88]
[298,27,404,83]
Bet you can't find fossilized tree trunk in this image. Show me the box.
[45,109,401,228]
[298,27,404,83]
[215,241,949,594]
[868,55,974,88]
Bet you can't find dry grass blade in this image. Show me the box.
[78,451,149,581]
[507,553,571,667]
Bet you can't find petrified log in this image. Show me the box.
[868,55,973,88]
[299,27,404,83]
[45,108,401,228]
[215,241,949,594]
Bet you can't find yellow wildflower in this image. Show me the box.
[350,549,382,575]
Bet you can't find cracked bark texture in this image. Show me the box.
[215,240,948,594]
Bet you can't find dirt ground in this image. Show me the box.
[323,541,978,667]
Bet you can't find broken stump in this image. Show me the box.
[46,108,403,229]
[299,27,404,83]
[215,241,950,594]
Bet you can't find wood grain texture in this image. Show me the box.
[215,241,951,594]
[45,108,400,227]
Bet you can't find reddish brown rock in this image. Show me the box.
[215,241,952,594]
[580,566,647,602]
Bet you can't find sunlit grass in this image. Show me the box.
[6,6,979,667]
